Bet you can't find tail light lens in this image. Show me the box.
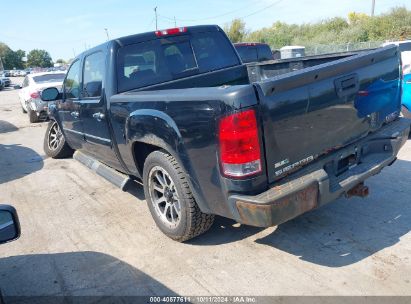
[218,109,262,178]
[30,91,40,99]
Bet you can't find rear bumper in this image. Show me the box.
[228,118,411,227]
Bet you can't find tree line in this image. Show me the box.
[0,43,66,70]
[224,7,411,49]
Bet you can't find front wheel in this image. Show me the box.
[143,150,214,242]
[43,120,74,158]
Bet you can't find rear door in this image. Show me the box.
[58,59,85,150]
[255,46,401,183]
[79,51,122,170]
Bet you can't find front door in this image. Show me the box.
[58,59,84,150]
[79,51,122,170]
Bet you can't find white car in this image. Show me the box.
[18,72,66,122]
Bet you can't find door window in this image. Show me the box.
[64,60,81,99]
[83,52,105,98]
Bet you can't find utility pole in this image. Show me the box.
[154,7,158,30]
[371,0,375,17]
[104,28,110,41]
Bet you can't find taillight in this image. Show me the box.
[218,109,262,178]
[155,27,187,37]
[30,92,40,99]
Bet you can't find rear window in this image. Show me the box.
[32,73,66,83]
[117,31,240,92]
[235,46,258,63]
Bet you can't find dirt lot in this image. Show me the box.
[0,77,411,298]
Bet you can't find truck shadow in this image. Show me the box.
[0,120,18,134]
[0,251,176,300]
[0,143,44,185]
[191,159,411,267]
[189,216,264,245]
[254,159,411,267]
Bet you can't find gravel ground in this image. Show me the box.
[0,77,411,299]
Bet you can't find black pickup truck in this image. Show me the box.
[41,25,410,242]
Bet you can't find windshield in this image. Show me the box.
[32,73,66,84]
[117,31,240,92]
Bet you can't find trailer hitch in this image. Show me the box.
[346,182,369,198]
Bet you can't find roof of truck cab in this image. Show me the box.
[114,25,221,46]
[71,25,222,62]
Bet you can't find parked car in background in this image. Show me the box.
[0,79,4,90]
[280,45,306,59]
[234,42,274,63]
[17,70,27,77]
[17,72,66,122]
[382,41,411,117]
[0,74,11,87]
[2,70,11,77]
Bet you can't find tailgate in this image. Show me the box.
[254,46,402,183]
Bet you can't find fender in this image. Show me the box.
[126,109,212,213]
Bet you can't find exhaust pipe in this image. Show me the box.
[346,182,369,198]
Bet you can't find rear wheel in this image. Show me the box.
[143,150,214,242]
[28,108,38,123]
[43,120,74,158]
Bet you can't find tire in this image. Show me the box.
[143,150,214,242]
[43,120,74,158]
[28,108,38,123]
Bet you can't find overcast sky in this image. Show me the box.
[2,0,410,60]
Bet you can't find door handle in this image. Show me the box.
[92,112,105,121]
[70,111,79,118]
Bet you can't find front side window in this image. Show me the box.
[83,52,105,98]
[64,60,81,99]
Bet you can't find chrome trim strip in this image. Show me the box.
[84,133,111,143]
[64,128,83,135]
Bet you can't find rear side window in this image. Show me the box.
[117,31,240,92]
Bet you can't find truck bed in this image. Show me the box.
[250,45,401,183]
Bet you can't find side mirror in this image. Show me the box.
[0,205,21,244]
[41,87,60,101]
[14,85,22,89]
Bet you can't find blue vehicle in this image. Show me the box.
[383,41,411,117]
